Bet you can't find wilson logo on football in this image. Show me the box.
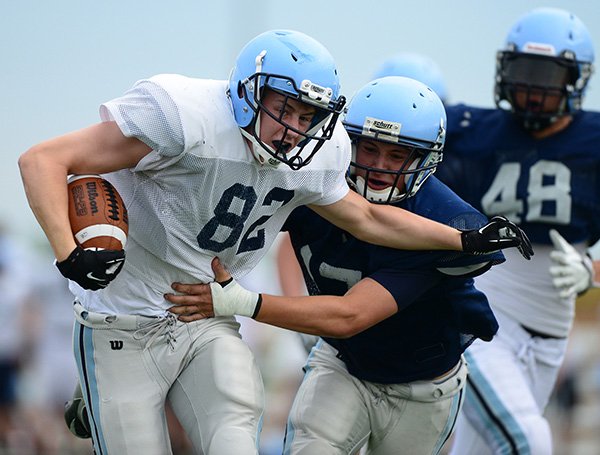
[67,175,129,251]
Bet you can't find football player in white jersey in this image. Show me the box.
[19,30,529,455]
[433,8,600,454]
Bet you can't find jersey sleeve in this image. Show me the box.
[100,78,185,159]
[369,268,443,311]
[306,122,352,206]
[406,177,505,275]
[311,178,350,206]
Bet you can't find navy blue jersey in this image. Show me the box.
[283,177,504,383]
[436,105,600,245]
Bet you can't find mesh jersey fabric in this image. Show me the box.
[71,75,351,316]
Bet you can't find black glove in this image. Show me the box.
[461,216,534,260]
[56,246,125,290]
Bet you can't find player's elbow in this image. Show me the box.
[19,144,49,180]
[18,147,37,178]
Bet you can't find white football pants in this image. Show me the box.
[284,340,466,455]
[449,308,568,455]
[72,302,264,455]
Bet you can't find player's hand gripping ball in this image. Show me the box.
[56,175,128,291]
[67,174,128,250]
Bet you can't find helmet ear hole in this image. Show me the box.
[237,81,244,99]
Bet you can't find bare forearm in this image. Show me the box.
[312,191,462,251]
[167,262,398,334]
[359,203,461,250]
[19,123,151,261]
[256,294,364,338]
[19,145,76,261]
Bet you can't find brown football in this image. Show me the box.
[67,175,128,251]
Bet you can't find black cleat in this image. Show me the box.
[64,383,91,439]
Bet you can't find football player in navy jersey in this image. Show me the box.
[433,8,600,455]
[165,76,524,454]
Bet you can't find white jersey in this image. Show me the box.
[72,74,351,316]
[473,242,585,338]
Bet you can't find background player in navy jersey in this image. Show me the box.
[165,76,523,454]
[433,8,600,454]
[19,29,531,454]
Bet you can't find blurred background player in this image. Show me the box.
[18,248,91,454]
[166,76,532,454]
[372,52,449,104]
[434,7,600,454]
[0,226,35,453]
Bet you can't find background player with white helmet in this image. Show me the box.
[434,8,600,454]
[18,29,530,454]
[165,76,525,454]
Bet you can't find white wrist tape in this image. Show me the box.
[209,279,261,318]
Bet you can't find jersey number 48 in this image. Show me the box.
[481,160,571,224]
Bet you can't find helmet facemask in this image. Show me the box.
[347,128,443,204]
[342,76,446,204]
[495,49,592,131]
[238,72,346,170]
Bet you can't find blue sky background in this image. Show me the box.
[4,0,600,244]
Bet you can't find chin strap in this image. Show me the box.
[240,126,280,167]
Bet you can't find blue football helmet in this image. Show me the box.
[373,52,448,103]
[343,76,446,204]
[229,30,346,169]
[495,7,595,130]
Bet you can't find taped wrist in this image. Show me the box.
[209,279,262,318]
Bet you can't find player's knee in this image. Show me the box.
[207,427,258,454]
[518,414,552,455]
[286,439,343,455]
[212,338,263,397]
[285,423,355,455]
[493,414,551,455]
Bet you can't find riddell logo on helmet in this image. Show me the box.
[523,42,556,56]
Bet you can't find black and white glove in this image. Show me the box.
[56,246,125,291]
[209,277,262,318]
[549,229,594,299]
[461,216,534,260]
